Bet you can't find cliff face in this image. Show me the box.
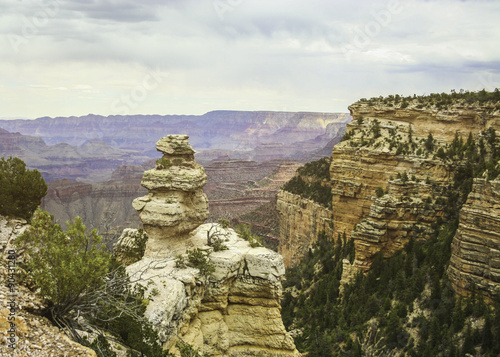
[329,102,499,270]
[277,190,333,267]
[207,160,301,220]
[448,175,500,301]
[278,99,500,273]
[42,164,149,236]
[127,135,298,356]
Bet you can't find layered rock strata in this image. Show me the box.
[277,190,333,267]
[132,135,209,256]
[448,175,500,301]
[329,102,499,269]
[349,176,448,270]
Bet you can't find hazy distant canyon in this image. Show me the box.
[0,110,350,237]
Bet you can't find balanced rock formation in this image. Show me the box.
[448,174,500,301]
[127,135,299,356]
[132,135,209,256]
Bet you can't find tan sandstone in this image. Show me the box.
[448,174,500,302]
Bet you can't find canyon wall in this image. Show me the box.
[0,128,148,182]
[42,164,149,238]
[330,102,499,270]
[277,190,333,267]
[448,174,500,302]
[278,98,500,288]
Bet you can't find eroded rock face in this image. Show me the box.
[277,190,333,267]
[113,228,148,266]
[132,135,209,256]
[126,224,299,357]
[128,135,298,355]
[448,175,500,301]
[328,103,499,270]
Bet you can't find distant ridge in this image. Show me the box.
[0,111,351,163]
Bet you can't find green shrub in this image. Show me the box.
[0,156,47,220]
[15,209,111,322]
[234,223,263,248]
[186,248,215,277]
[15,210,167,356]
[155,156,172,169]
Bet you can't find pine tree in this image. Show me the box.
[0,156,47,220]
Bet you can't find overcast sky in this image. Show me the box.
[1,0,499,119]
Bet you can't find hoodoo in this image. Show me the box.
[132,135,209,256]
[126,135,299,356]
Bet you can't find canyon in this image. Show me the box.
[1,111,349,240]
[277,96,500,299]
[0,111,350,166]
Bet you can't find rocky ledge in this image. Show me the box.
[127,223,299,356]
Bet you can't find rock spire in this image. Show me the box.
[132,135,209,256]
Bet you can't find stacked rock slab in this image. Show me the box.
[132,135,209,256]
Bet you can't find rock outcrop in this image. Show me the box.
[277,190,333,267]
[127,224,299,357]
[132,135,209,256]
[127,135,298,356]
[113,228,148,266]
[448,175,500,301]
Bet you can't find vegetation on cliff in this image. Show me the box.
[282,157,333,208]
[0,156,47,220]
[15,209,168,356]
[359,88,500,111]
[282,94,500,356]
[282,221,500,356]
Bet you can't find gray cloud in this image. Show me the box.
[0,0,499,118]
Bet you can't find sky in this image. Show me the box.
[0,0,499,119]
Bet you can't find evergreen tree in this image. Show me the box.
[0,156,47,220]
